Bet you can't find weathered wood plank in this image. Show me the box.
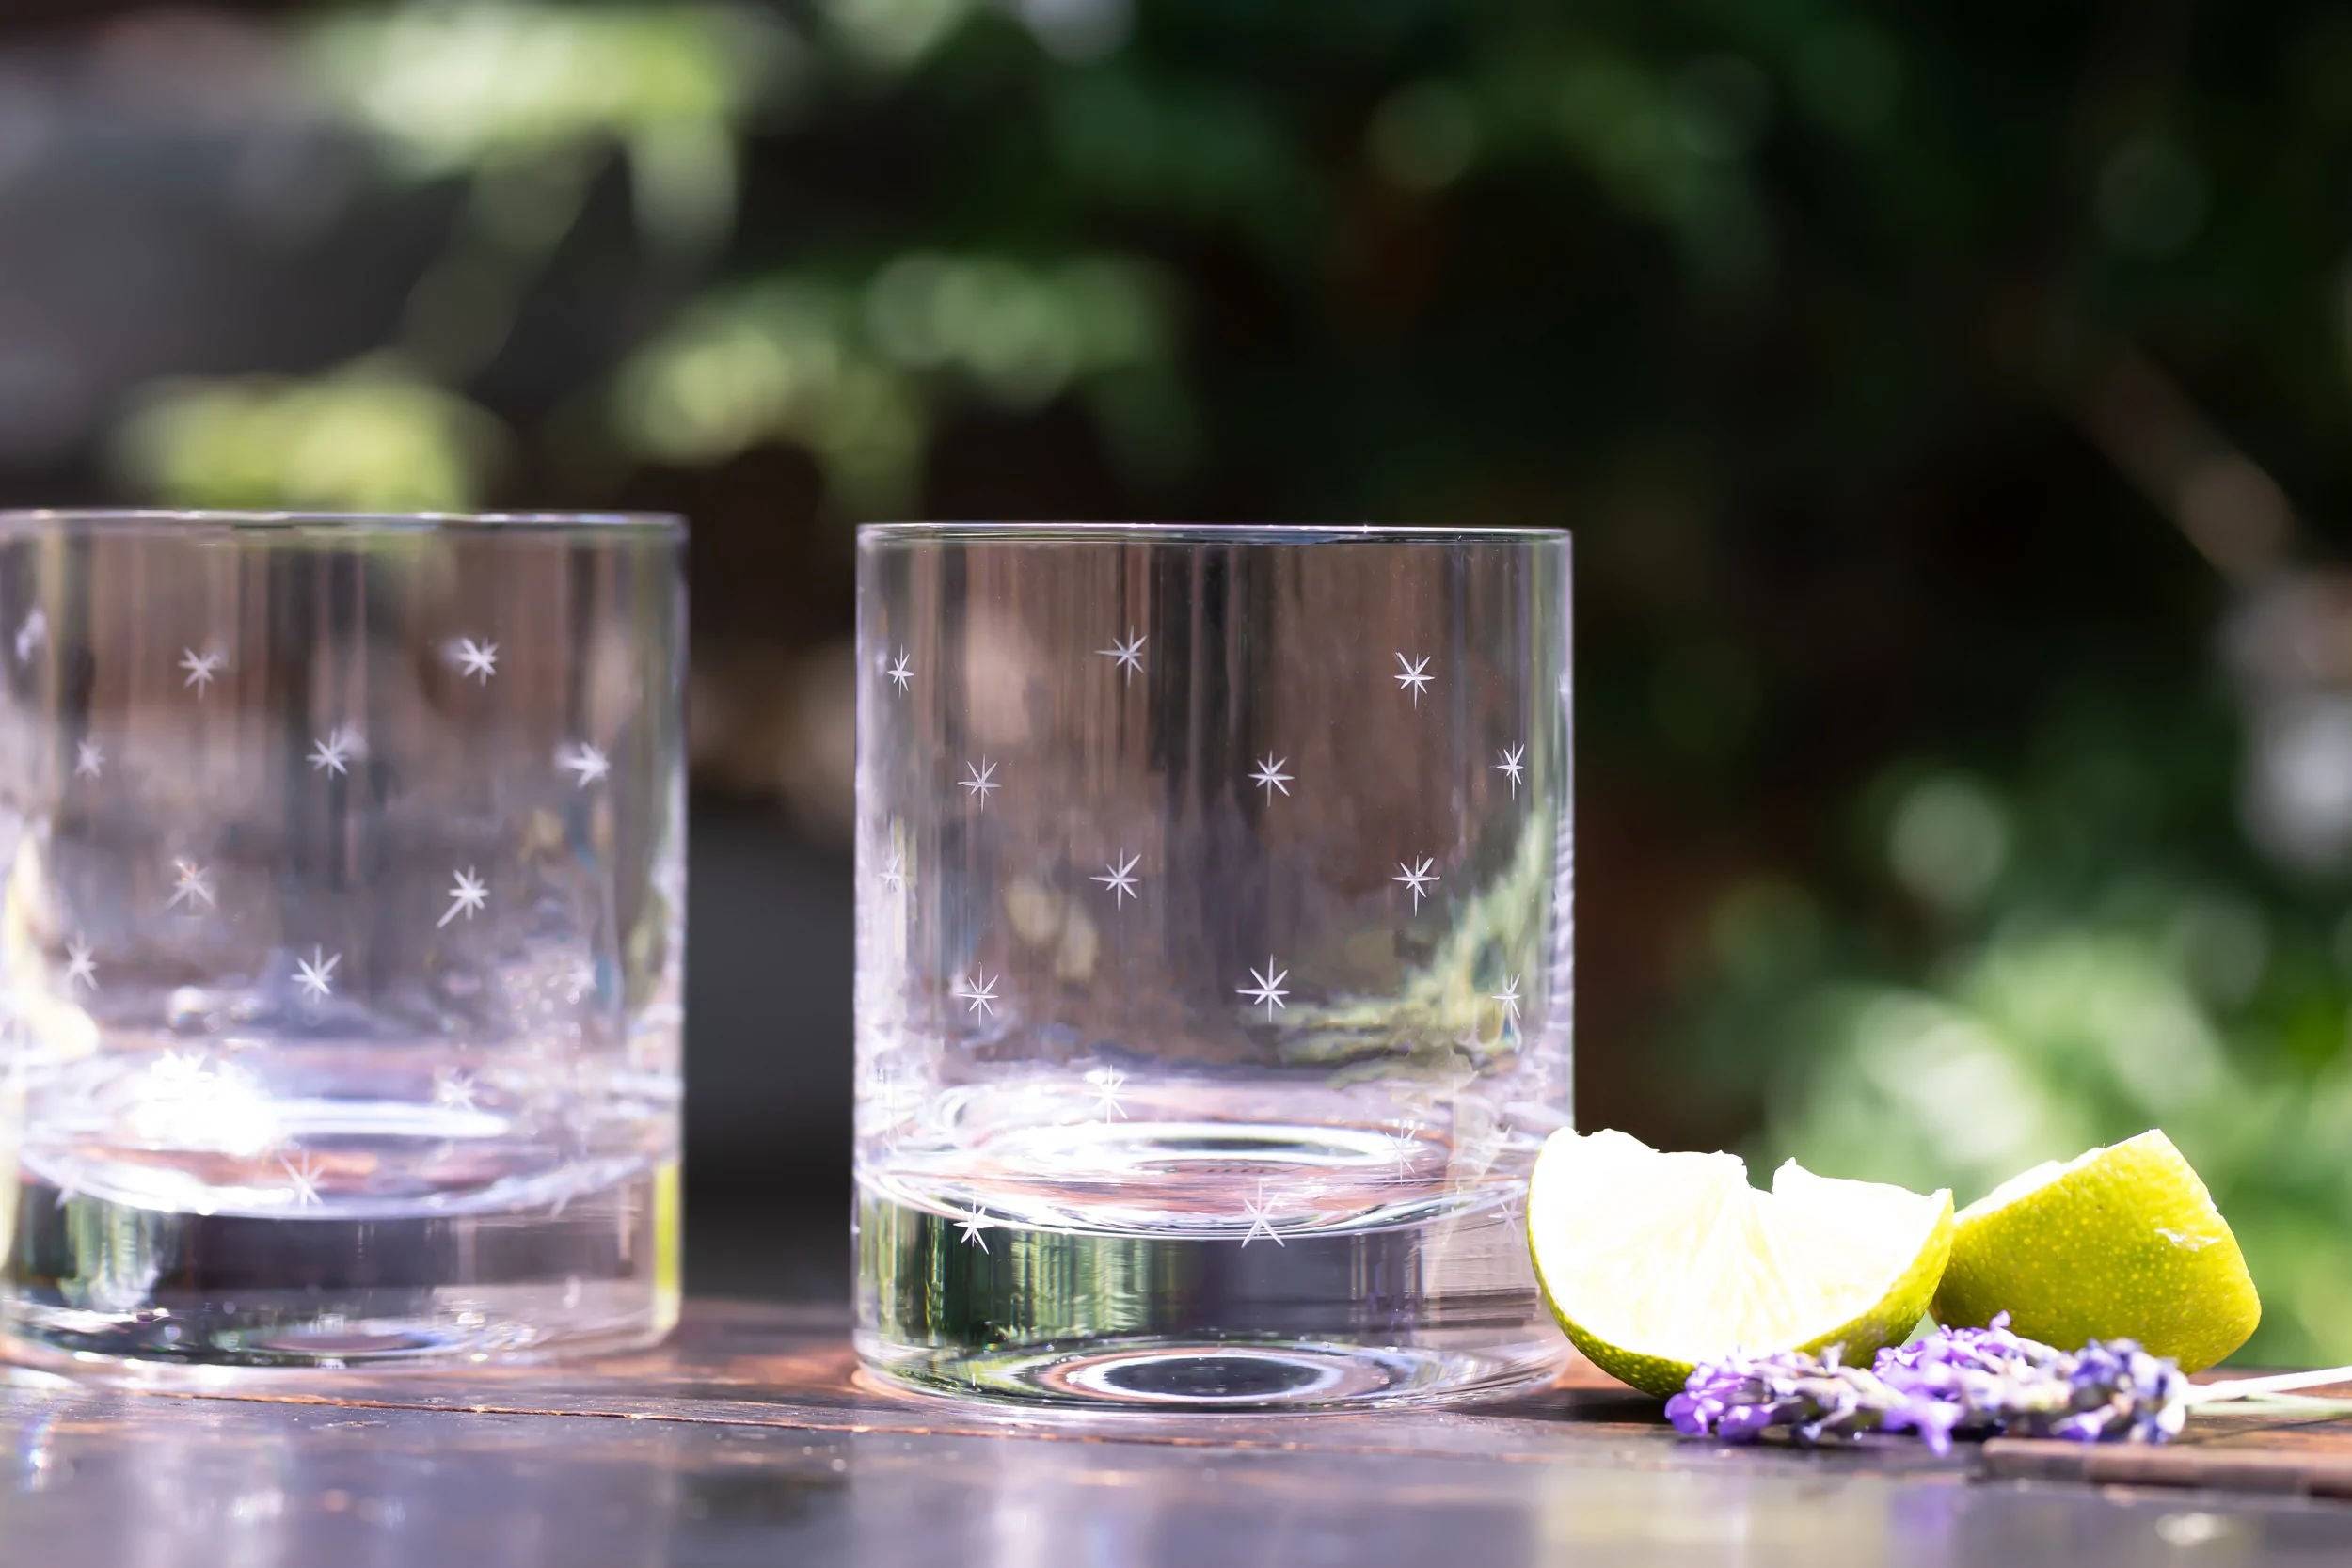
[5,1374,2352,1567]
[12,1302,2350,1483]
[6,1296,2352,1568]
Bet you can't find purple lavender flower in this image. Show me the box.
[1665,1346,1909,1444]
[2038,1338,2190,1444]
[1871,1313,2188,1451]
[1668,1314,2192,1452]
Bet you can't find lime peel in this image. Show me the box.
[1933,1128,2260,1373]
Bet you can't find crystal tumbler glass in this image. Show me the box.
[0,510,686,1367]
[854,522,1572,1406]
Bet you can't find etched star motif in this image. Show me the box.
[434,1068,479,1112]
[1393,857,1439,911]
[1097,628,1147,684]
[167,859,216,911]
[452,636,500,685]
[179,647,225,696]
[281,1151,324,1209]
[294,946,340,1003]
[954,972,1000,1019]
[1239,1181,1284,1247]
[1492,974,1522,1023]
[1386,1119,1424,1179]
[886,647,914,694]
[1393,652,1433,707]
[960,758,999,807]
[880,848,906,893]
[73,738,103,780]
[438,866,488,927]
[308,728,358,776]
[1248,753,1292,800]
[1495,743,1525,797]
[1091,850,1140,907]
[955,1203,994,1252]
[1237,957,1289,1019]
[1086,1066,1127,1120]
[558,741,610,788]
[64,937,97,993]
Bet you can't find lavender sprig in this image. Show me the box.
[1663,1346,1912,1444]
[1667,1316,2192,1452]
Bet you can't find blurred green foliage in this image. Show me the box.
[114,357,502,512]
[1685,684,2352,1363]
[609,254,1178,511]
[94,0,2352,1361]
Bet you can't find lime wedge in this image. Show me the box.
[1527,1129,1954,1398]
[1934,1129,2259,1372]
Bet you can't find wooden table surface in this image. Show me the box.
[3,1300,2349,1565]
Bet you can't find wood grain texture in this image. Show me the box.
[2,1302,2349,1566]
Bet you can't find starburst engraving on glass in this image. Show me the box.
[954,971,1000,1018]
[1493,974,1522,1023]
[1495,743,1525,797]
[955,1203,994,1252]
[1392,857,1438,910]
[65,936,97,992]
[308,727,359,776]
[1237,957,1289,1019]
[438,866,488,927]
[1248,753,1292,800]
[1091,850,1140,907]
[435,1068,479,1112]
[886,646,914,693]
[1393,652,1433,707]
[167,859,216,911]
[1085,1066,1127,1120]
[179,646,225,696]
[294,947,340,1003]
[558,741,610,788]
[1239,1180,1284,1247]
[281,1151,324,1209]
[1386,1118,1424,1180]
[451,636,500,685]
[960,758,1000,807]
[73,738,103,780]
[1097,628,1147,684]
[880,847,906,893]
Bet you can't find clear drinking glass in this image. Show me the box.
[854,522,1572,1406]
[0,510,686,1367]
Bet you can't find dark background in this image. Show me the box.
[6,1,2352,1357]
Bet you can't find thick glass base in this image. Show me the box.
[853,1170,1565,1410]
[0,1161,680,1370]
[863,1331,1566,1409]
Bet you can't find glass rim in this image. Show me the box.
[0,508,685,538]
[858,521,1569,546]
